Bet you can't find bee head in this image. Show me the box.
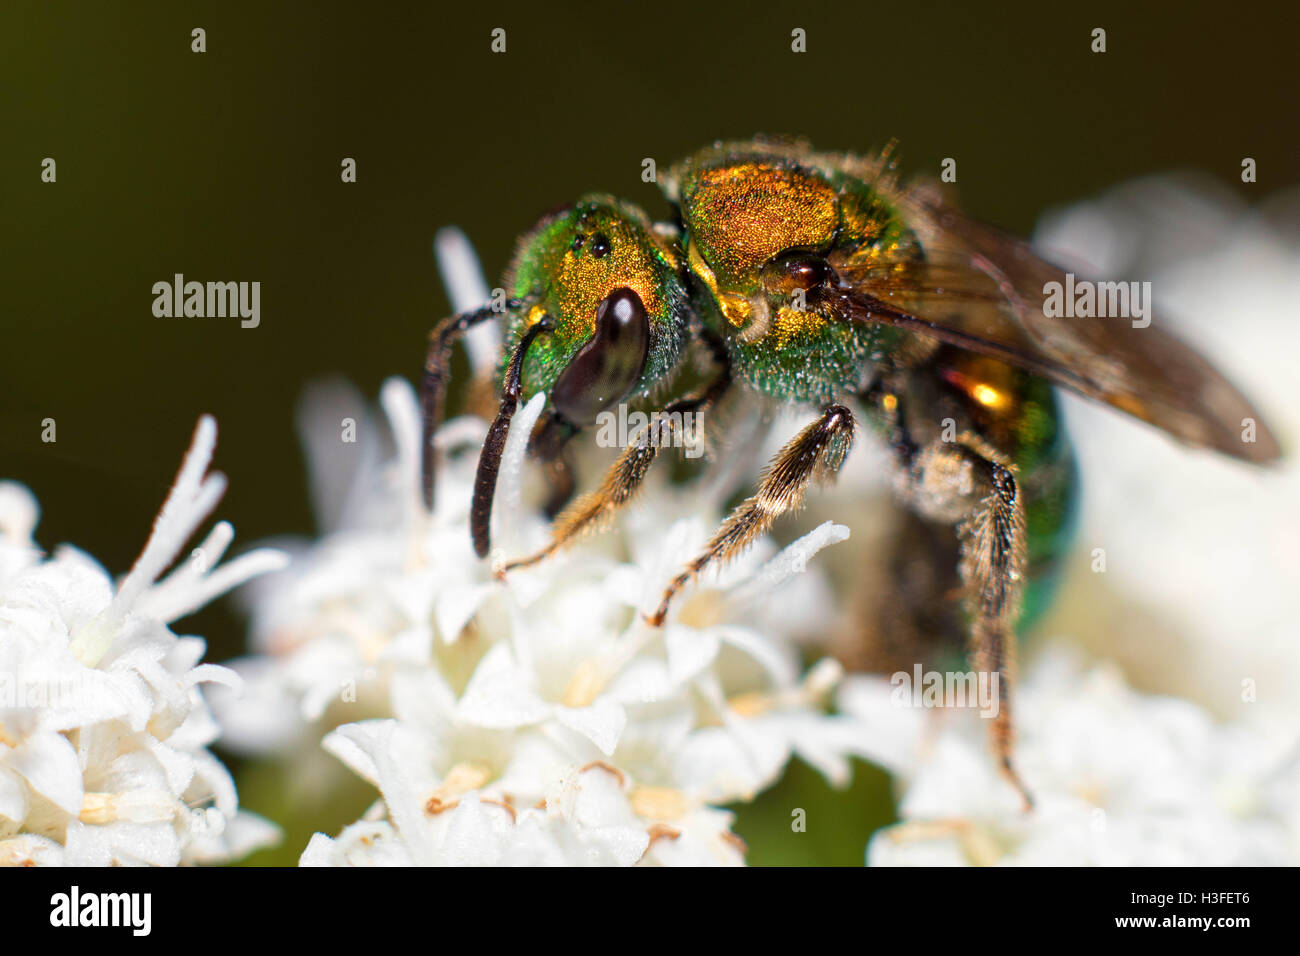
[502,196,691,427]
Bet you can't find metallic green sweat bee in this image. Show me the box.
[420,139,1280,807]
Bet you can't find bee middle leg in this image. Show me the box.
[647,403,856,626]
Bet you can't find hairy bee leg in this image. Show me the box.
[501,333,732,574]
[421,300,526,511]
[905,435,1032,810]
[960,455,1032,812]
[647,403,855,627]
[500,388,726,573]
[860,380,1033,808]
[501,426,669,574]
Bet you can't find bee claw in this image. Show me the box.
[1000,756,1035,813]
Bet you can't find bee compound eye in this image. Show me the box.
[782,254,830,289]
[550,288,651,426]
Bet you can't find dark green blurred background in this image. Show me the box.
[3,0,1296,864]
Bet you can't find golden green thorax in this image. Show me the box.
[658,141,917,403]
[663,141,917,339]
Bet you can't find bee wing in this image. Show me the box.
[830,196,1280,463]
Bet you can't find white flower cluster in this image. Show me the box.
[220,376,859,866]
[0,417,284,866]
[842,650,1300,866]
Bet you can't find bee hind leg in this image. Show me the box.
[962,451,1032,811]
[904,434,1033,811]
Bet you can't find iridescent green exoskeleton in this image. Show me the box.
[421,139,1280,808]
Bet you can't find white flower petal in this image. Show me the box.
[555,702,627,756]
[10,731,83,816]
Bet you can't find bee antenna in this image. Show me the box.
[469,316,554,558]
[421,300,526,512]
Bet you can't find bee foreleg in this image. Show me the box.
[647,403,855,627]
[500,402,699,574]
[500,334,730,574]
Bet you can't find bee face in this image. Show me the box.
[505,196,691,424]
